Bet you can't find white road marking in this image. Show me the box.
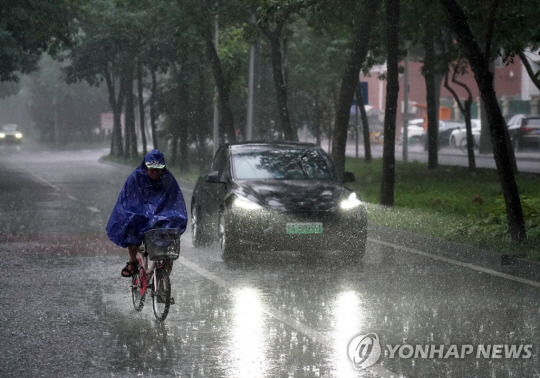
[68,195,78,201]
[87,206,100,213]
[368,238,540,288]
[178,255,398,377]
[22,167,61,191]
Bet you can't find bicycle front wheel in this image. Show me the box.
[131,270,146,311]
[152,268,171,321]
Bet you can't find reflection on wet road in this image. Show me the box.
[0,147,538,377]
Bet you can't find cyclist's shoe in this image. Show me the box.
[121,261,138,278]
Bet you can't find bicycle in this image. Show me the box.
[131,228,181,321]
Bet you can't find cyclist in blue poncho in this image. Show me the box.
[106,150,187,278]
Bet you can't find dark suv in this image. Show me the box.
[506,115,540,150]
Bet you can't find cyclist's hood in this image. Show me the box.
[143,149,166,169]
[106,153,187,248]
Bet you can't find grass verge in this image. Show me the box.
[345,158,540,261]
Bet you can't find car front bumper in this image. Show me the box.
[225,205,367,252]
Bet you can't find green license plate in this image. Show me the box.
[286,222,323,235]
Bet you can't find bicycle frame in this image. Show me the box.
[134,250,153,297]
[131,228,179,321]
[134,250,169,297]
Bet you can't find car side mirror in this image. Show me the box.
[343,171,356,183]
[206,171,222,183]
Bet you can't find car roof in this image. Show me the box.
[227,141,319,151]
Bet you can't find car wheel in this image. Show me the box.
[459,138,469,153]
[191,204,208,247]
[408,135,421,145]
[218,211,241,260]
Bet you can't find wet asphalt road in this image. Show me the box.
[0,144,539,377]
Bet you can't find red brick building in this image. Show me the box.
[359,55,540,129]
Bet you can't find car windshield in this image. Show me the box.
[440,121,463,130]
[231,147,333,180]
[2,124,17,132]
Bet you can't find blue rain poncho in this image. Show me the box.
[106,150,188,248]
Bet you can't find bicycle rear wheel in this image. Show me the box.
[131,270,146,311]
[152,268,171,321]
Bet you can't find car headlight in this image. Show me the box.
[233,196,262,211]
[15,133,23,139]
[0,133,5,139]
[340,192,362,210]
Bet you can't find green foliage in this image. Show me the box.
[218,25,250,94]
[0,0,76,82]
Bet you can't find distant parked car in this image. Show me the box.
[506,114,540,150]
[449,119,481,149]
[421,120,463,147]
[401,119,425,144]
[0,124,23,144]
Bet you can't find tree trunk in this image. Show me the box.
[314,97,322,146]
[357,84,372,162]
[519,50,540,91]
[463,100,476,170]
[137,61,147,156]
[124,67,137,159]
[444,71,475,170]
[330,0,380,179]
[264,28,295,141]
[380,0,400,207]
[441,0,526,242]
[196,65,209,172]
[149,69,158,150]
[203,28,236,144]
[105,67,125,157]
[169,135,179,166]
[178,75,190,172]
[424,29,439,169]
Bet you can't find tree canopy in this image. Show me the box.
[0,0,75,82]
[4,0,540,242]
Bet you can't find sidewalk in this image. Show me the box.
[320,139,540,174]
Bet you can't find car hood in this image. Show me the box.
[233,179,350,212]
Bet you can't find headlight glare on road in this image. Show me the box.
[340,192,362,210]
[233,196,262,211]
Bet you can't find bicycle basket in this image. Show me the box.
[144,228,181,261]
